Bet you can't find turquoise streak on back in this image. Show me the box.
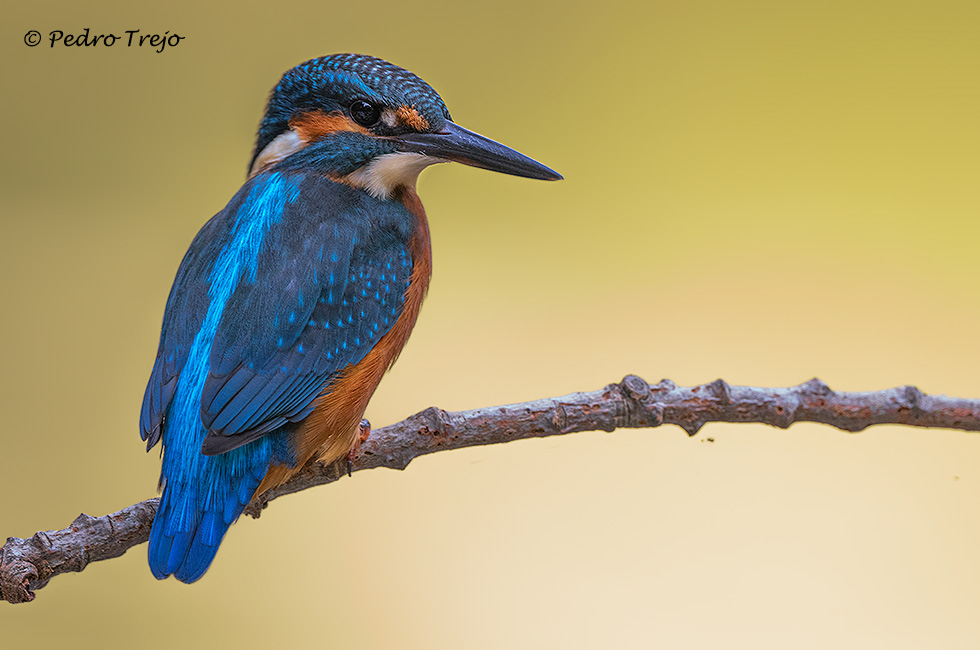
[148,173,301,583]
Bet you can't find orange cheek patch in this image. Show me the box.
[395,105,430,131]
[289,110,372,142]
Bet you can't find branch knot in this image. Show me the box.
[618,375,664,428]
[708,379,732,405]
[416,406,456,442]
[902,385,924,411]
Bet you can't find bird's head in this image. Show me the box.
[248,53,561,198]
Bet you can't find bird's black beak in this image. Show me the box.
[394,121,562,181]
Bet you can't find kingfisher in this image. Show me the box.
[139,53,560,583]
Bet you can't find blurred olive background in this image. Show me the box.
[3,0,980,647]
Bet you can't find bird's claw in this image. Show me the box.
[347,419,371,477]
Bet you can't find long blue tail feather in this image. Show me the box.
[148,457,267,583]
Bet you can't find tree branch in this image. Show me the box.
[4,375,979,604]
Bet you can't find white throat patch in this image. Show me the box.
[248,130,304,178]
[347,152,444,200]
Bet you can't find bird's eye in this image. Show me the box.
[350,100,381,127]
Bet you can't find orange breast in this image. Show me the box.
[256,187,432,495]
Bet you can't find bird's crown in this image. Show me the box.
[252,54,451,169]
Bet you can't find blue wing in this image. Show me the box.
[140,171,415,456]
[140,216,221,449]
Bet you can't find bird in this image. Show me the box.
[139,53,561,583]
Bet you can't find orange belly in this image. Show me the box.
[256,186,431,495]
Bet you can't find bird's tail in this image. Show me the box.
[147,463,267,583]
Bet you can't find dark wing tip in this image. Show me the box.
[144,428,162,452]
[200,433,239,456]
[200,425,276,456]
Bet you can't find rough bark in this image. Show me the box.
[3,375,979,604]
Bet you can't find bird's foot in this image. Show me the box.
[347,419,371,477]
